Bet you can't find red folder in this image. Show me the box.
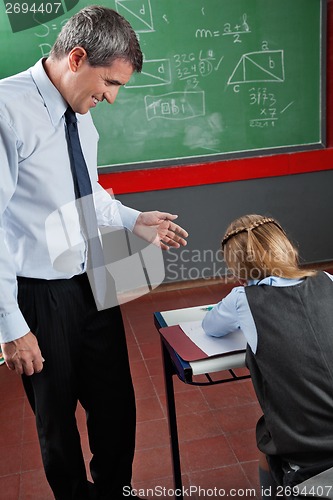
[159,325,208,362]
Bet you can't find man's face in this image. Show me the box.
[67,57,134,114]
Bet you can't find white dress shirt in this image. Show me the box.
[0,59,140,343]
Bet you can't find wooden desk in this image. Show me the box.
[154,305,250,499]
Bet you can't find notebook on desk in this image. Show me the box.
[159,321,247,362]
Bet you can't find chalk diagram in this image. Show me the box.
[145,92,205,121]
[126,59,171,88]
[228,50,285,84]
[115,0,154,33]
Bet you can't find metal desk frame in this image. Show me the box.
[154,305,250,500]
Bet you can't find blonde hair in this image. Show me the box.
[221,214,317,281]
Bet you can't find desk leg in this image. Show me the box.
[161,340,183,500]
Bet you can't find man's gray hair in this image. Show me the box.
[50,5,143,72]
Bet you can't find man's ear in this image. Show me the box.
[68,47,88,72]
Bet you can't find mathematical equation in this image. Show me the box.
[195,13,251,43]
[248,87,294,128]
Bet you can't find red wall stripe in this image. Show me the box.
[98,149,333,194]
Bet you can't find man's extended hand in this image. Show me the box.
[133,211,188,250]
[1,332,44,376]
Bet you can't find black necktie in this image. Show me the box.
[65,106,108,309]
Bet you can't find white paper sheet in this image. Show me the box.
[179,320,247,357]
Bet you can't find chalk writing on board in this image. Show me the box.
[223,13,251,43]
[247,87,295,128]
[4,0,319,167]
[126,49,223,93]
[34,17,68,57]
[228,50,285,84]
[174,50,223,82]
[126,59,171,88]
[196,13,251,43]
[115,0,154,33]
[249,87,277,107]
[249,87,278,127]
[144,92,205,121]
[280,101,295,114]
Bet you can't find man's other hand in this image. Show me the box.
[1,332,45,376]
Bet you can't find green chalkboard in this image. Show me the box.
[0,0,326,170]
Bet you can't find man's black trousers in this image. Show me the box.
[18,273,136,499]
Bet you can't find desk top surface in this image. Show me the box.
[159,304,214,326]
[156,305,247,376]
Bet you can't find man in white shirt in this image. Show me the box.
[0,6,187,499]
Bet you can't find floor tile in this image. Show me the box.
[75,403,88,435]
[242,460,261,494]
[22,416,38,444]
[130,359,149,379]
[135,418,170,450]
[19,469,54,500]
[0,473,20,500]
[201,380,256,410]
[144,357,164,378]
[132,446,173,482]
[214,403,262,434]
[21,440,43,472]
[150,373,166,396]
[132,473,189,498]
[136,396,165,422]
[0,367,25,399]
[0,444,22,476]
[138,340,162,360]
[188,463,259,499]
[179,435,238,473]
[127,343,143,363]
[174,388,210,415]
[133,375,158,400]
[0,414,23,447]
[0,397,24,423]
[225,429,259,463]
[176,410,222,442]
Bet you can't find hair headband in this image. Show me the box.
[221,217,284,248]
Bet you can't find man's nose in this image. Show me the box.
[104,87,120,104]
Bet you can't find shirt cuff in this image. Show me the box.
[0,309,30,343]
[116,204,141,231]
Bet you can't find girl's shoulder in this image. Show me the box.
[227,285,246,299]
[223,285,247,310]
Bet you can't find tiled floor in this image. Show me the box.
[0,280,262,499]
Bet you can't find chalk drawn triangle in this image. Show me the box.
[228,50,284,84]
[127,59,171,88]
[115,0,154,32]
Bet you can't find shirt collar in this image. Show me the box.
[248,276,304,287]
[30,58,68,126]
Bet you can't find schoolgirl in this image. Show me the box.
[203,214,333,498]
